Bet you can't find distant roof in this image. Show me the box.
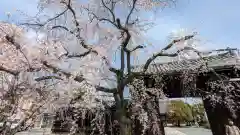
[132,49,240,75]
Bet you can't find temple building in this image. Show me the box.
[131,48,240,135]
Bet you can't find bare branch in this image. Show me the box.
[101,0,116,22]
[51,25,74,34]
[21,8,69,28]
[130,45,145,52]
[62,0,82,39]
[83,6,117,27]
[20,23,44,28]
[125,0,137,25]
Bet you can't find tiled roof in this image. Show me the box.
[132,51,240,74]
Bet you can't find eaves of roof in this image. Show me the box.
[132,52,240,75]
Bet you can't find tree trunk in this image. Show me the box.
[119,122,129,135]
[115,109,130,135]
[177,120,181,127]
[114,97,130,135]
[144,99,164,135]
[202,98,226,135]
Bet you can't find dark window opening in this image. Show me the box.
[162,75,182,98]
[144,76,155,88]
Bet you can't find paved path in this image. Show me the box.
[173,127,212,135]
[165,127,186,135]
[16,127,212,135]
[16,128,53,135]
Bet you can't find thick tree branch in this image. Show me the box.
[41,61,84,82]
[143,52,178,71]
[109,67,120,74]
[95,86,117,93]
[120,48,125,73]
[42,61,68,75]
[127,51,131,73]
[35,76,63,81]
[67,49,98,58]
[0,66,19,76]
[5,35,20,49]
[116,18,131,48]
[122,35,196,85]
[143,34,195,71]
[23,0,121,80]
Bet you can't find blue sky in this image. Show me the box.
[1,0,240,101]
[151,0,240,47]
[1,0,240,49]
[1,0,240,54]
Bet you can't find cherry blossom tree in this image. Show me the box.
[0,0,206,135]
[15,0,200,135]
[0,22,82,135]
